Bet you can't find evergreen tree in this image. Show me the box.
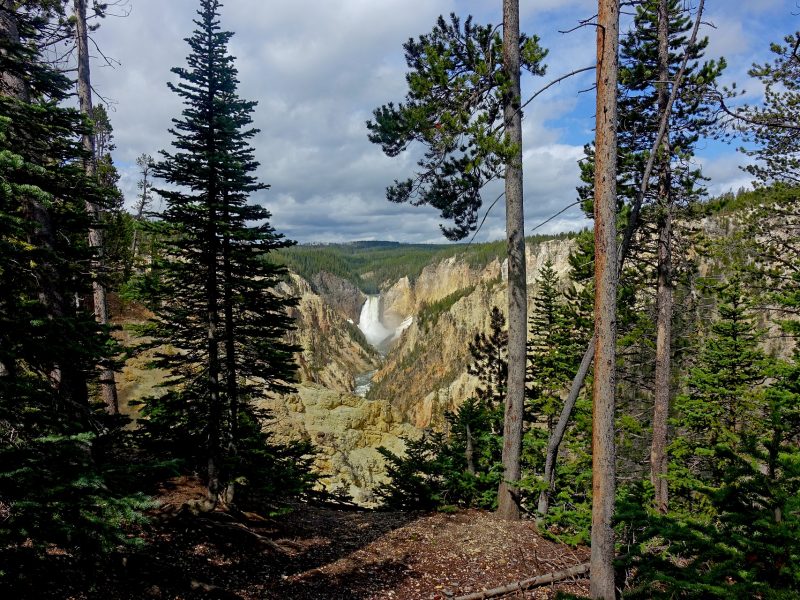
[526,260,582,436]
[367,11,547,519]
[377,309,510,511]
[620,276,800,598]
[143,0,302,505]
[569,0,723,515]
[739,31,800,185]
[467,306,507,424]
[670,278,767,500]
[0,2,148,576]
[523,259,592,537]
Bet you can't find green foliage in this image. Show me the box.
[222,407,319,511]
[619,272,800,598]
[670,278,767,501]
[467,306,508,413]
[367,13,547,240]
[0,432,152,552]
[526,260,586,435]
[0,2,148,569]
[739,32,800,185]
[376,309,509,510]
[377,398,503,511]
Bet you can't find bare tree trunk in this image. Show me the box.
[537,340,594,516]
[207,206,222,502]
[591,1,619,597]
[650,0,672,515]
[222,201,237,505]
[74,0,118,414]
[497,0,527,521]
[0,1,28,101]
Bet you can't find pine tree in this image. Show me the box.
[739,31,800,185]
[467,306,508,423]
[144,0,300,504]
[621,276,800,598]
[568,0,723,516]
[524,259,592,531]
[367,11,547,519]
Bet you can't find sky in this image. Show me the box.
[90,0,799,244]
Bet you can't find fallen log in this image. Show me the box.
[454,561,590,600]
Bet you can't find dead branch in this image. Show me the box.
[454,561,590,600]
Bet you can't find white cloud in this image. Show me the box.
[89,0,796,243]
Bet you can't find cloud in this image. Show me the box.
[89,0,794,243]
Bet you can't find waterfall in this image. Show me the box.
[358,296,393,348]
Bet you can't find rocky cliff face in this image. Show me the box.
[282,273,379,393]
[368,238,576,428]
[257,384,417,506]
[310,270,366,323]
[115,239,579,504]
[261,238,579,502]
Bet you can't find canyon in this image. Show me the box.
[253,237,577,504]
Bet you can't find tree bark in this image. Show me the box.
[205,14,222,503]
[0,1,28,101]
[497,0,527,521]
[650,0,672,515]
[74,0,118,414]
[206,201,222,503]
[591,1,619,598]
[537,339,594,516]
[222,200,237,505]
[465,423,476,475]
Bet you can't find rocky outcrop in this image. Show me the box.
[257,384,418,506]
[310,271,366,322]
[367,238,577,428]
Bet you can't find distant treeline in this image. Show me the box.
[269,233,576,293]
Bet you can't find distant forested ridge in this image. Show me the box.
[270,233,577,294]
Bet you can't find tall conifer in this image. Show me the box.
[148,0,297,502]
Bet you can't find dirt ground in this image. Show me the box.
[6,477,590,599]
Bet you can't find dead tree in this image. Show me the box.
[73,0,118,414]
[590,0,619,597]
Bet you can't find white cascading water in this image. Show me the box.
[358,296,393,348]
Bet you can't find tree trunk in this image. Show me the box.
[537,339,594,516]
[1,1,89,417]
[0,1,28,101]
[206,205,222,502]
[74,0,118,414]
[465,423,476,475]
[497,0,527,521]
[222,203,237,505]
[650,0,672,515]
[591,1,619,598]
